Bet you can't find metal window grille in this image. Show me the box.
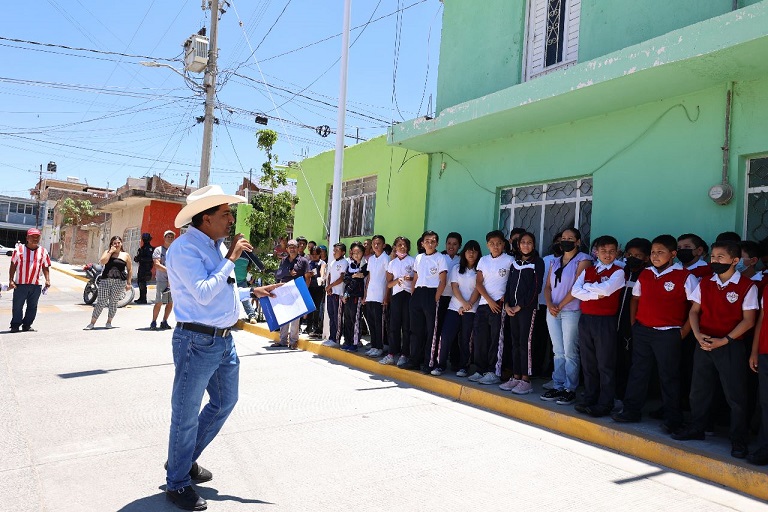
[123,227,140,260]
[525,0,581,80]
[746,156,768,242]
[545,0,565,67]
[499,177,592,253]
[327,176,377,239]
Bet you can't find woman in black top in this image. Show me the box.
[341,242,368,351]
[85,236,132,329]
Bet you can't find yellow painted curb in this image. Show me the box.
[51,265,89,282]
[238,321,768,501]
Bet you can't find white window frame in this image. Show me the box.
[123,227,140,262]
[523,0,581,81]
[498,177,592,254]
[328,175,377,239]
[745,155,768,241]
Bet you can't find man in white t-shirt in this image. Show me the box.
[404,230,448,372]
[363,235,389,358]
[472,230,514,385]
[322,243,348,347]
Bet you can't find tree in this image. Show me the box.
[59,198,95,226]
[246,129,298,253]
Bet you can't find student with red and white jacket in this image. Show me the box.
[571,235,626,417]
[677,233,711,280]
[613,234,698,432]
[672,241,758,460]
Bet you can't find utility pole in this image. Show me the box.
[199,0,220,188]
[34,162,56,228]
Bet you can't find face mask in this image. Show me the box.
[735,261,749,273]
[560,240,576,253]
[676,248,696,265]
[626,256,645,270]
[552,244,563,258]
[710,262,732,275]
[396,250,407,259]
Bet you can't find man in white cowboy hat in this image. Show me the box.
[164,185,279,511]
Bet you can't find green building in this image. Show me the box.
[292,135,429,249]
[389,0,768,251]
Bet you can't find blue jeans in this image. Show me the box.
[237,280,255,318]
[547,309,581,391]
[11,284,42,329]
[166,327,239,491]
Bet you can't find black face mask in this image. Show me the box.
[560,240,576,253]
[710,262,732,275]
[626,256,646,270]
[676,248,696,265]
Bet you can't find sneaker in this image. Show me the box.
[160,321,172,330]
[540,388,563,402]
[396,355,409,368]
[84,324,94,330]
[556,390,576,405]
[467,371,484,382]
[321,340,339,347]
[455,368,468,378]
[105,322,113,329]
[369,348,383,358]
[499,378,522,391]
[478,372,501,385]
[542,380,556,390]
[150,321,158,330]
[511,380,534,395]
[430,368,444,376]
[166,486,207,511]
[364,348,376,356]
[248,317,258,324]
[378,354,396,365]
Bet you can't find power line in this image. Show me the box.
[0,35,178,62]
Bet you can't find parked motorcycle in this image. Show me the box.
[82,263,135,307]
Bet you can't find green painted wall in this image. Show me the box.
[292,135,429,251]
[436,0,526,112]
[422,79,768,250]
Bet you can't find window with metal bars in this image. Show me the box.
[525,0,581,80]
[498,178,592,253]
[327,176,377,239]
[746,156,768,242]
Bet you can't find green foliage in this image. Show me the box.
[246,130,298,252]
[59,198,95,226]
[249,254,280,286]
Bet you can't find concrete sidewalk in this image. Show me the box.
[238,320,768,501]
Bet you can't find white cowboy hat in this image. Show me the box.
[174,185,247,228]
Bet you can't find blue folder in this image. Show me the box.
[259,278,316,331]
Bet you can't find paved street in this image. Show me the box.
[0,257,766,512]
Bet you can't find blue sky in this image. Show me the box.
[1,0,443,197]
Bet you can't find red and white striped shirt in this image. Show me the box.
[11,245,51,285]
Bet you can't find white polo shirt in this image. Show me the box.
[387,255,415,295]
[365,252,389,303]
[477,253,514,305]
[448,266,478,313]
[327,257,349,295]
[414,251,448,288]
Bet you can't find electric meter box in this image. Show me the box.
[184,34,209,73]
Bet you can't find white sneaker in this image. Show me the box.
[511,380,533,395]
[542,380,556,390]
[478,372,501,385]
[467,371,484,382]
[430,368,444,376]
[84,324,94,330]
[456,368,468,378]
[499,378,521,391]
[378,354,395,365]
[396,355,408,367]
[105,322,113,329]
[321,339,339,347]
[364,348,375,356]
[369,348,383,358]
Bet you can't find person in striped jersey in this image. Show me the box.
[8,228,51,333]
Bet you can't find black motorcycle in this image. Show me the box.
[82,263,135,307]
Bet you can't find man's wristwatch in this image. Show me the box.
[725,335,735,344]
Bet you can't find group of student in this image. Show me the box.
[316,227,768,465]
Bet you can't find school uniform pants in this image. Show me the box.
[11,284,42,329]
[308,285,325,333]
[409,287,439,367]
[689,340,749,442]
[578,314,617,409]
[326,294,343,343]
[622,323,683,427]
[342,297,364,347]
[436,309,474,371]
[508,306,537,377]
[532,304,553,378]
[388,291,411,356]
[755,354,768,451]
[436,296,459,367]
[473,303,505,375]
[364,301,386,350]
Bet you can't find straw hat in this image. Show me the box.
[174,185,247,228]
